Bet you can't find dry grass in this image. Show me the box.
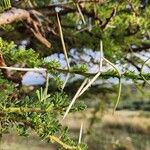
[102,110,150,134]
[62,109,150,150]
[62,109,150,134]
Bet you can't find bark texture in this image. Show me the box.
[0,8,51,48]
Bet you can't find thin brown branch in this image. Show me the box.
[101,7,117,30]
[131,45,150,52]
[124,57,141,72]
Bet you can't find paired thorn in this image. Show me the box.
[62,78,88,120]
[63,40,122,119]
[63,40,104,120]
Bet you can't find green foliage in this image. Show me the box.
[0,24,14,32]
[44,60,61,73]
[0,0,11,12]
[0,77,14,107]
[0,37,87,149]
[0,38,41,67]
[0,88,87,149]
[72,64,88,73]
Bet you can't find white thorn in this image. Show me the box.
[62,79,88,120]
[78,122,83,144]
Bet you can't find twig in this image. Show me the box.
[124,57,141,72]
[3,107,51,113]
[49,135,77,150]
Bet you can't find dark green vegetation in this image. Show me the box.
[0,0,150,149]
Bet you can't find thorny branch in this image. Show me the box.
[0,64,150,84]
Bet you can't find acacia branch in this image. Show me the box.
[47,66,150,80]
[49,135,77,150]
[0,64,150,83]
[3,107,50,113]
[0,7,51,48]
